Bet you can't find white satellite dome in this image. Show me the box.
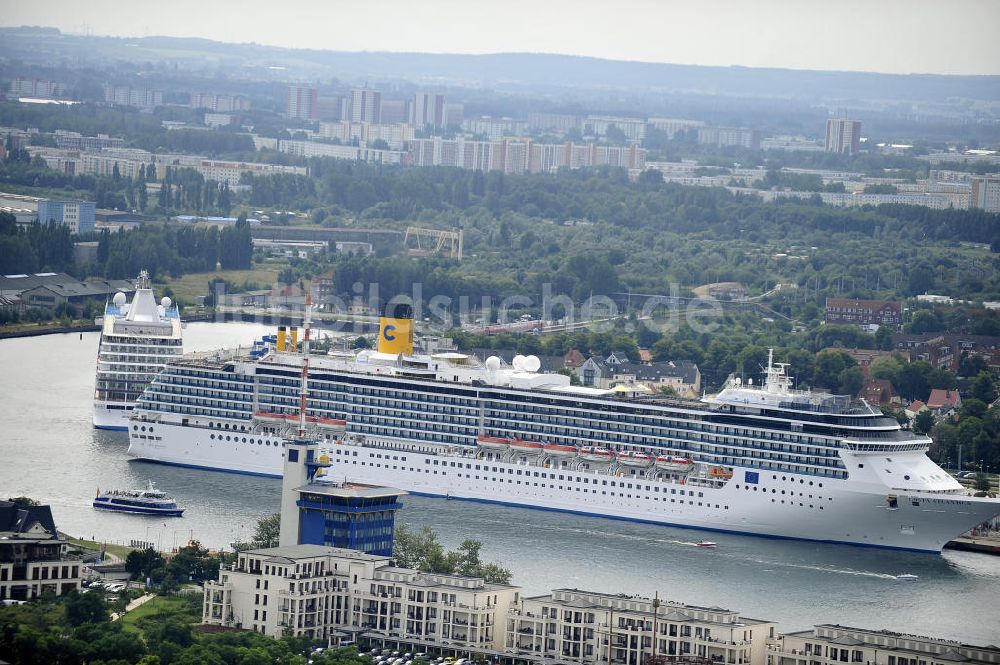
[160,296,172,308]
[112,292,127,306]
[523,355,541,372]
[512,354,526,371]
[485,356,502,371]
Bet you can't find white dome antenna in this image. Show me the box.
[161,296,172,309]
[512,354,526,371]
[485,356,502,371]
[524,355,541,372]
[112,291,127,306]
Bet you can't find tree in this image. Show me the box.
[392,525,512,584]
[6,496,39,509]
[65,590,109,626]
[970,371,996,403]
[125,547,165,581]
[253,514,281,548]
[914,410,935,435]
[838,366,865,396]
[353,336,370,349]
[813,350,856,390]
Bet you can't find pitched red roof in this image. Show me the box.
[926,389,960,409]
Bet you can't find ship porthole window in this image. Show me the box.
[210,434,215,440]
[141,426,146,432]
[133,425,137,430]
[904,475,910,480]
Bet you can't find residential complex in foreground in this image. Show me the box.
[202,543,1000,665]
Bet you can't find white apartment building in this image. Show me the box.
[277,140,404,164]
[771,625,1000,665]
[317,122,414,150]
[196,160,308,186]
[506,589,775,665]
[10,78,66,98]
[463,117,529,141]
[647,118,705,138]
[584,116,647,141]
[203,544,519,647]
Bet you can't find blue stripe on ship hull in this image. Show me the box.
[94,425,129,431]
[130,457,940,553]
[407,490,941,554]
[93,502,183,517]
[131,457,283,479]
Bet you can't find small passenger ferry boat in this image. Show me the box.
[93,481,184,516]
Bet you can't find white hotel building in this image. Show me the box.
[508,589,774,665]
[770,625,1000,665]
[203,544,518,647]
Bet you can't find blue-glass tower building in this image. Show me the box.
[279,438,406,556]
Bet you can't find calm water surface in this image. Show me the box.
[0,323,998,643]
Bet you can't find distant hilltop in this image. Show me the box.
[1,26,998,103]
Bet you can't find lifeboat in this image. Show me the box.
[618,451,654,467]
[315,417,347,430]
[477,435,510,451]
[543,443,578,458]
[709,466,734,479]
[655,456,695,473]
[510,439,544,455]
[579,446,615,463]
[253,411,287,423]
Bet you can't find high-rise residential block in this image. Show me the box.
[285,85,318,121]
[970,176,1000,212]
[348,88,381,123]
[411,92,446,129]
[825,118,862,154]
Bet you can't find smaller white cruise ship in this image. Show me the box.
[93,270,183,430]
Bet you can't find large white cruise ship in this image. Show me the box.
[127,304,1000,553]
[93,271,183,430]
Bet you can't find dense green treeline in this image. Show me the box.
[250,162,1000,247]
[0,212,75,274]
[95,219,252,280]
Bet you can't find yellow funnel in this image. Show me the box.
[378,302,414,355]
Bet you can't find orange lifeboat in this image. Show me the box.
[477,435,510,451]
[510,439,544,455]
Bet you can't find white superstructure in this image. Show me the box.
[92,271,183,430]
[128,319,1000,552]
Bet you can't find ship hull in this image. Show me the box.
[128,423,999,553]
[92,500,183,516]
[92,401,133,431]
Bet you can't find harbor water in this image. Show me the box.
[0,323,998,643]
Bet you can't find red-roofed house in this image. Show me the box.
[905,400,929,423]
[563,349,586,369]
[857,379,897,405]
[926,389,961,416]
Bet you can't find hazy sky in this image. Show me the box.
[3,0,1000,76]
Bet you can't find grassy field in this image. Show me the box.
[159,267,282,305]
[66,537,135,560]
[121,594,201,635]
